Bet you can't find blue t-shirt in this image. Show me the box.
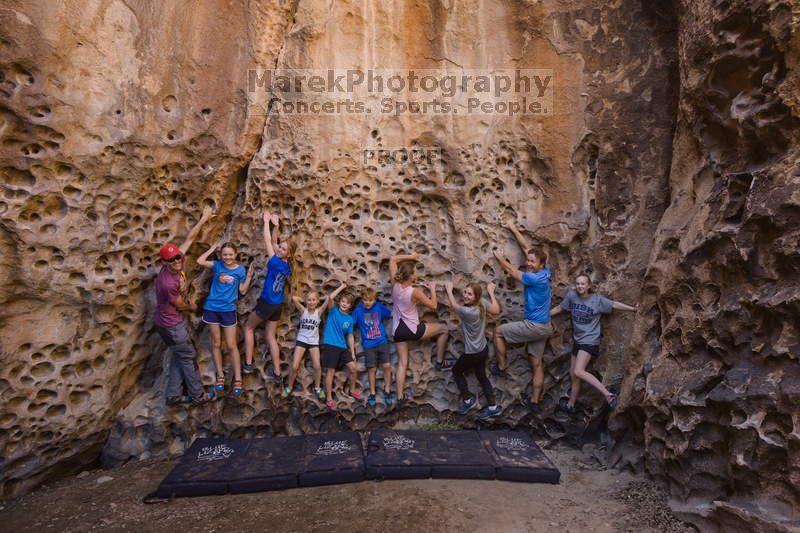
[259,254,291,304]
[204,261,247,312]
[353,302,391,349]
[521,268,551,323]
[322,306,354,349]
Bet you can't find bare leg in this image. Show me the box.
[573,351,612,400]
[223,325,241,382]
[382,363,393,393]
[568,354,581,407]
[244,312,263,365]
[529,356,544,403]
[309,347,322,389]
[395,342,409,400]
[420,322,448,363]
[287,346,306,390]
[325,367,335,401]
[368,367,377,395]
[346,361,358,392]
[209,324,223,379]
[493,328,507,370]
[265,320,281,375]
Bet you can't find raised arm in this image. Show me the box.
[486,282,501,315]
[389,252,420,280]
[327,281,347,310]
[505,220,532,253]
[196,240,219,269]
[493,249,523,281]
[412,281,438,310]
[443,281,458,308]
[239,263,254,294]
[270,213,280,248]
[179,204,215,255]
[262,211,275,258]
[291,295,306,314]
[612,300,637,312]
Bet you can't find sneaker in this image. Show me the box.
[350,389,365,401]
[521,397,540,414]
[267,367,282,385]
[432,355,456,370]
[326,399,337,411]
[383,390,394,407]
[242,363,254,374]
[608,393,618,410]
[478,405,502,420]
[281,387,291,398]
[315,387,326,400]
[458,396,477,415]
[489,362,507,376]
[367,394,376,407]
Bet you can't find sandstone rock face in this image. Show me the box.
[0,0,295,495]
[1,0,797,530]
[612,0,800,529]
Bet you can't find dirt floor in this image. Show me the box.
[0,444,693,533]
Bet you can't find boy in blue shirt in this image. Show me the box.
[353,287,393,407]
[492,225,553,413]
[321,288,364,411]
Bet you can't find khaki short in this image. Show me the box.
[497,320,553,358]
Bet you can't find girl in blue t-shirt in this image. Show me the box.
[243,211,295,385]
[198,241,253,395]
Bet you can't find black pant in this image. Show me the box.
[452,345,495,405]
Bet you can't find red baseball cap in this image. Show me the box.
[158,243,182,261]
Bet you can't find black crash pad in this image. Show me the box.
[155,432,365,498]
[299,432,365,487]
[365,429,495,480]
[479,430,560,484]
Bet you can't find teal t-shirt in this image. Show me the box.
[203,261,246,312]
[322,306,354,349]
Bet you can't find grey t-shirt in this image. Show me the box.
[456,300,489,354]
[560,289,613,345]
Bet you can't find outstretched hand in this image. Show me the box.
[270,213,280,226]
[201,204,216,221]
[263,210,271,224]
[492,248,505,261]
[444,281,454,292]
[426,281,437,292]
[487,282,496,293]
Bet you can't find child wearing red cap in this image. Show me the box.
[154,205,216,405]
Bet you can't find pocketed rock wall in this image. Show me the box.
[0,0,296,496]
[611,0,800,530]
[1,0,798,530]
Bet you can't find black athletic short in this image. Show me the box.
[254,298,283,321]
[572,343,600,357]
[393,320,426,342]
[295,340,319,350]
[321,344,353,370]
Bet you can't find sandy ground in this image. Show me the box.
[0,444,693,533]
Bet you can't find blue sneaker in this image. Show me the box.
[478,404,502,420]
[458,396,477,415]
[267,367,282,385]
[383,390,394,407]
[242,363,254,374]
[368,394,377,407]
[608,393,618,410]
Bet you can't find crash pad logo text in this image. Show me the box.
[316,440,354,455]
[496,437,530,451]
[197,444,235,461]
[384,435,415,450]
